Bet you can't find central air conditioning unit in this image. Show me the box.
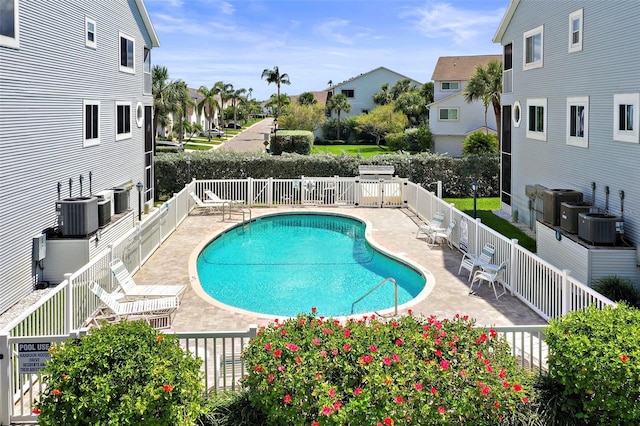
[543,189,583,226]
[56,197,99,237]
[578,213,620,245]
[560,202,593,234]
[112,188,130,214]
[96,195,112,227]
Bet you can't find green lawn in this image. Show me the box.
[311,144,389,158]
[444,197,536,253]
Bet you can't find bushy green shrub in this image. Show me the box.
[545,304,640,424]
[385,132,407,151]
[404,127,434,152]
[154,151,499,200]
[242,311,531,425]
[270,130,314,155]
[592,275,640,308]
[198,390,268,426]
[34,321,205,425]
[462,131,499,156]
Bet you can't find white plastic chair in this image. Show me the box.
[416,212,445,239]
[189,191,229,216]
[469,260,509,300]
[426,219,456,249]
[458,242,496,281]
[110,258,186,300]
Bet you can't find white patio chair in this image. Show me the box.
[204,190,244,207]
[110,258,186,300]
[89,282,179,329]
[426,219,456,249]
[416,212,446,239]
[458,242,496,281]
[469,260,509,300]
[189,191,229,216]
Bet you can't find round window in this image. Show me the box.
[136,102,144,128]
[512,101,521,127]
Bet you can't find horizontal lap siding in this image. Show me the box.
[502,1,640,257]
[0,0,154,314]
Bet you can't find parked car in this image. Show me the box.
[155,140,184,150]
[200,128,225,137]
[224,121,242,129]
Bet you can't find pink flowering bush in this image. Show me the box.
[242,311,530,425]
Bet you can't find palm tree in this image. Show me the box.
[248,87,253,101]
[326,93,352,140]
[261,66,291,118]
[394,90,425,126]
[463,60,503,137]
[173,80,192,143]
[152,65,179,139]
[231,88,247,124]
[373,83,393,106]
[215,81,234,127]
[265,93,291,115]
[297,92,317,106]
[198,85,220,141]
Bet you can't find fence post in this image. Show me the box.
[561,269,571,315]
[436,181,442,199]
[510,239,518,295]
[0,333,10,425]
[247,178,253,208]
[268,177,273,207]
[248,324,258,338]
[64,273,73,335]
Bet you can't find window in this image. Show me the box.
[116,101,131,140]
[613,93,640,143]
[341,89,354,98]
[83,100,100,147]
[566,96,589,147]
[512,101,521,127]
[523,25,543,70]
[136,102,144,128]
[85,17,96,49]
[503,43,513,93]
[143,47,151,94]
[439,108,458,121]
[361,109,369,114]
[569,9,583,52]
[526,98,547,141]
[0,0,19,48]
[441,82,459,91]
[119,32,134,73]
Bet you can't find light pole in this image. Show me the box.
[471,180,478,219]
[186,156,191,182]
[136,181,143,222]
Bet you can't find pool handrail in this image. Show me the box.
[351,277,398,315]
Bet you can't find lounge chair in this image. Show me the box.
[189,191,229,216]
[88,281,179,329]
[469,260,509,300]
[426,219,456,249]
[204,190,243,207]
[110,258,186,300]
[458,242,496,281]
[416,212,446,239]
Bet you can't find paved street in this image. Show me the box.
[215,118,275,153]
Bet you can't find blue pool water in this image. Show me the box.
[196,213,426,317]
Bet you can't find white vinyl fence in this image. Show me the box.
[0,177,613,423]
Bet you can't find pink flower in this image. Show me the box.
[395,339,403,346]
[343,344,351,352]
[329,389,336,398]
[278,365,285,372]
[369,345,378,353]
[395,396,403,404]
[494,401,500,408]
[391,321,399,328]
[513,384,522,392]
[407,309,413,315]
[499,367,506,379]
[621,354,629,362]
[481,386,490,395]
[264,343,272,351]
[332,349,338,356]
[360,355,373,364]
[321,406,332,416]
[383,357,392,365]
[283,394,291,404]
[333,401,342,410]
[414,383,423,391]
[268,374,274,382]
[313,338,321,345]
[438,406,445,415]
[343,329,351,337]
[384,417,394,425]
[430,387,437,395]
[392,354,400,362]
[311,307,317,313]
[294,356,302,364]
[440,359,450,370]
[354,387,363,396]
[312,422,319,426]
[522,397,529,403]
[320,350,327,356]
[286,343,299,351]
[434,349,442,357]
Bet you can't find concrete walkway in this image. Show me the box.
[215,118,275,153]
[133,207,546,332]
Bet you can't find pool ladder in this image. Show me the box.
[350,277,398,316]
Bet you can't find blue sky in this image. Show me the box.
[144,0,509,101]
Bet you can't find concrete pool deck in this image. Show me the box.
[133,207,547,332]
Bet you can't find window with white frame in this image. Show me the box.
[526,98,547,141]
[512,101,521,127]
[441,82,459,91]
[613,93,639,143]
[0,0,19,48]
[85,17,96,49]
[439,108,458,121]
[568,9,583,53]
[566,96,589,147]
[116,101,132,140]
[119,32,134,73]
[83,100,100,147]
[523,25,543,70]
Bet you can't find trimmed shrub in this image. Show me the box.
[404,127,434,153]
[270,130,314,155]
[462,131,499,156]
[385,132,407,151]
[545,304,640,424]
[592,275,640,308]
[34,321,205,425]
[242,311,531,425]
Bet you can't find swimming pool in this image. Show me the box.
[195,213,427,317]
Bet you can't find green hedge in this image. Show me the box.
[271,130,314,155]
[154,151,498,200]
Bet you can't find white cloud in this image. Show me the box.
[406,2,504,44]
[219,1,235,15]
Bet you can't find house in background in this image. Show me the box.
[328,67,422,120]
[0,0,159,315]
[493,0,640,284]
[428,55,501,157]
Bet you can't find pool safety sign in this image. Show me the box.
[18,342,51,374]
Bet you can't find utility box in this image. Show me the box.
[32,233,46,261]
[543,189,583,226]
